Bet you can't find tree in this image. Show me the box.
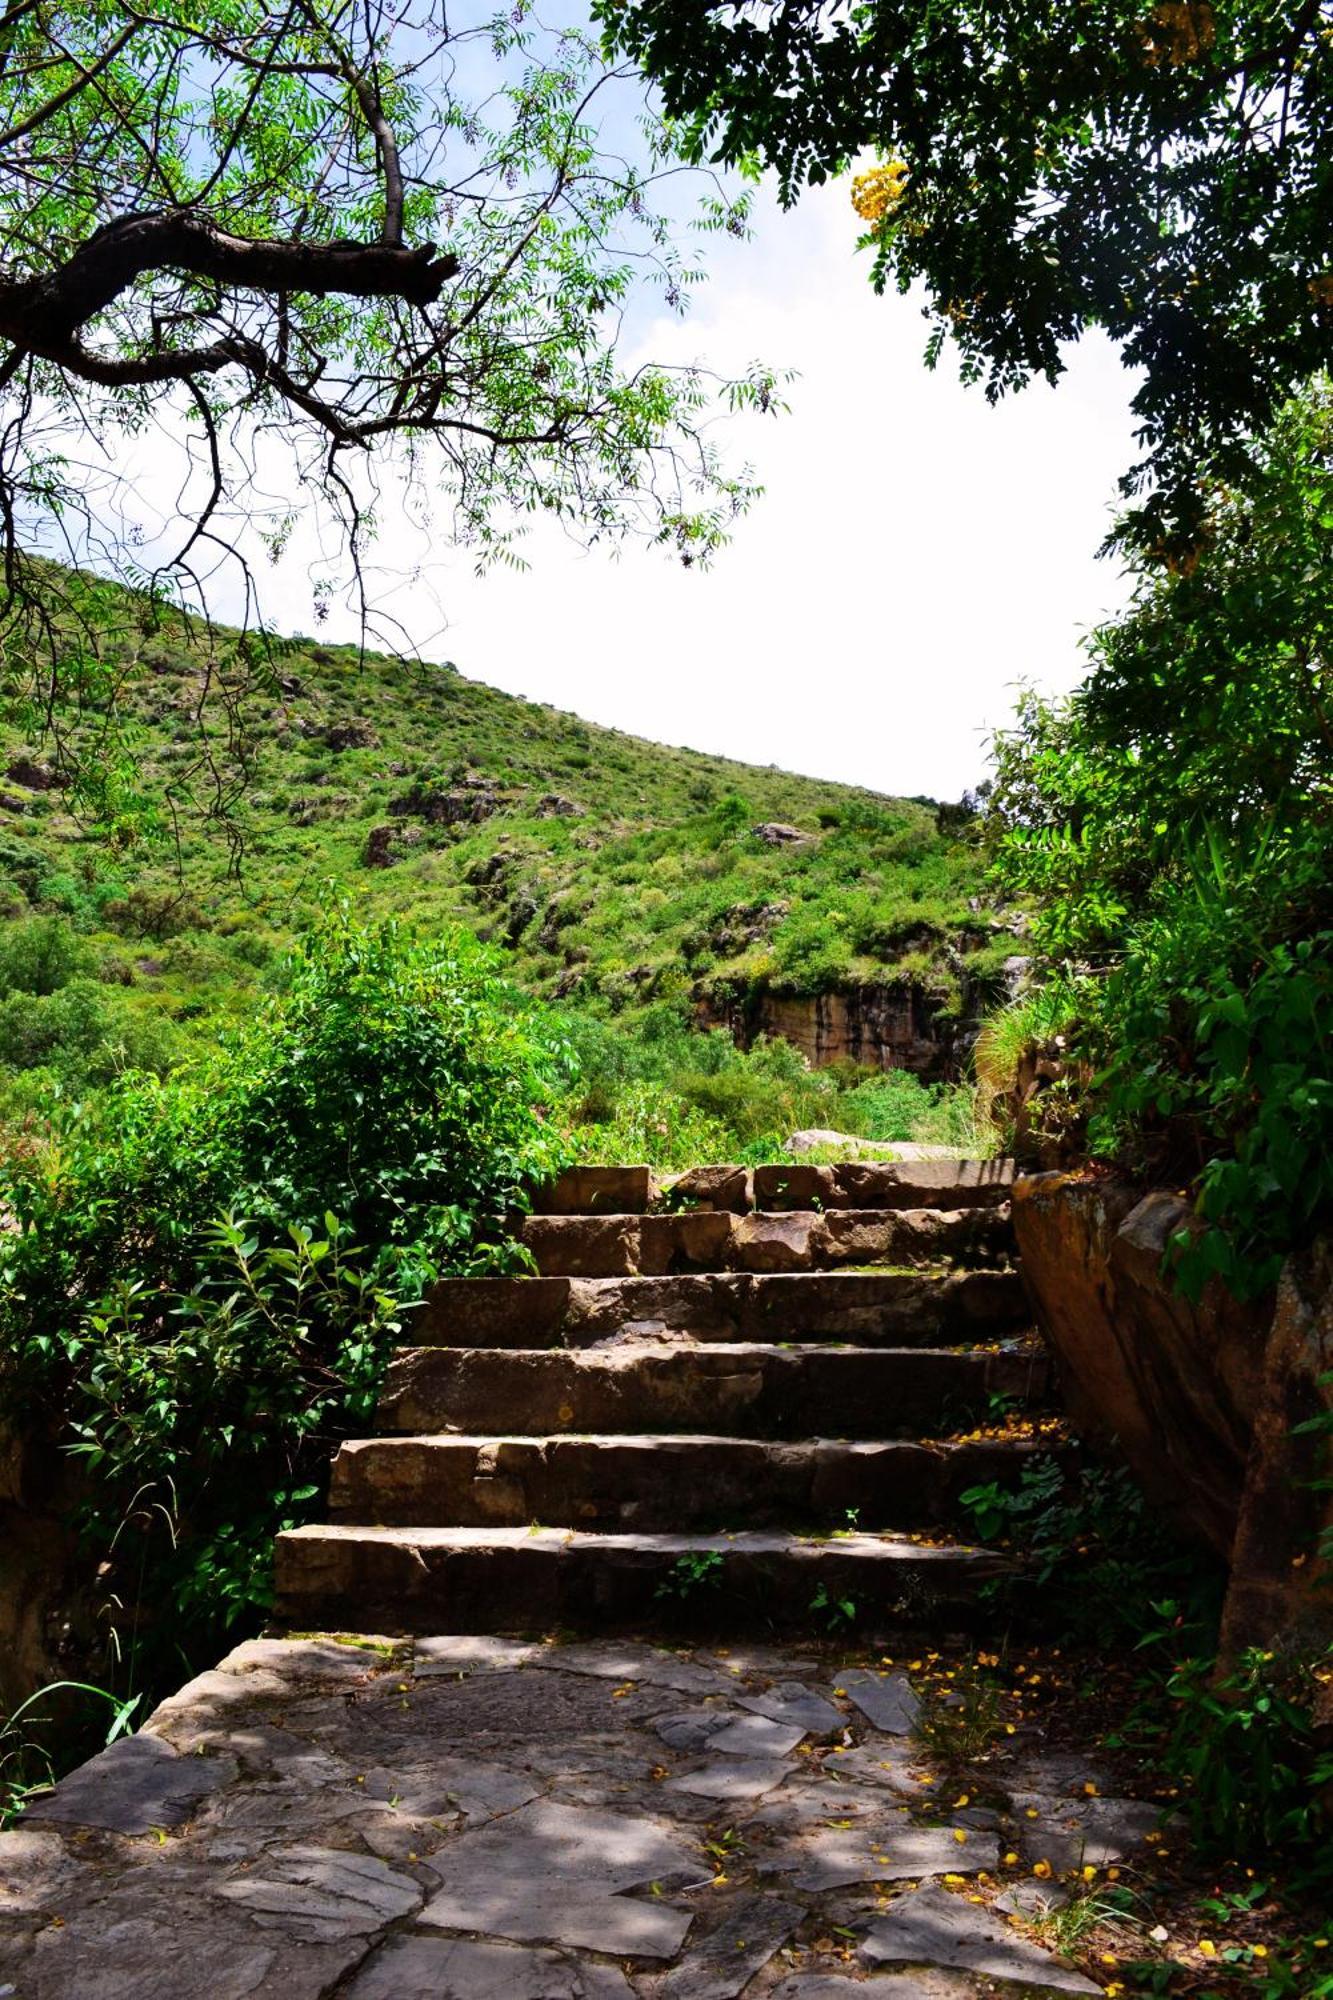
[602,0,1333,552]
[987,381,1333,1289]
[0,1,777,794]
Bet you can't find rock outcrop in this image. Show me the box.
[701,982,972,1079]
[1013,1172,1332,1652]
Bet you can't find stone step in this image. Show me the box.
[520,1204,1013,1279]
[414,1268,1029,1349]
[329,1431,1047,1531]
[378,1339,1050,1438]
[533,1165,656,1214]
[752,1159,1014,1214]
[273,1523,1011,1634]
[530,1159,1015,1218]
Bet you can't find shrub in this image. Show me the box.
[0,912,570,1692]
[0,916,92,995]
[988,382,1333,1293]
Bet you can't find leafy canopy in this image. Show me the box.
[603,0,1333,551]
[0,1,779,735]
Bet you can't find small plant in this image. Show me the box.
[654,1550,725,1601]
[957,1453,1213,1645]
[1150,1643,1333,1871]
[1,1681,141,1827]
[809,1583,858,1630]
[1030,1879,1142,1958]
[911,1656,1006,1763]
[702,1825,747,1867]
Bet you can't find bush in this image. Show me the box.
[554,1000,985,1161]
[0,912,570,1691]
[0,916,92,995]
[988,382,1333,1293]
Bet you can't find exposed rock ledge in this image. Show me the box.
[1013,1172,1333,1655]
[700,983,972,1079]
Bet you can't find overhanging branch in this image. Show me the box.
[0,209,458,352]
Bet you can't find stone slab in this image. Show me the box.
[665,1759,793,1802]
[859,1883,1100,1992]
[417,1799,697,1958]
[534,1166,655,1214]
[23,1732,235,1835]
[659,1893,804,1998]
[770,1980,954,2000]
[738,1683,845,1738]
[413,1634,547,1676]
[775,1814,999,1890]
[215,1844,422,1940]
[377,1339,1049,1443]
[343,1935,634,1998]
[1012,1791,1161,1873]
[9,1909,363,2000]
[706,1713,806,1758]
[540,1641,736,1695]
[835,1669,920,1735]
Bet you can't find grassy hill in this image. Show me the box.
[0,585,1013,1152]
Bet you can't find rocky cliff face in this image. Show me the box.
[1013,1172,1333,1654]
[701,979,987,1079]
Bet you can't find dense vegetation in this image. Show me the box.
[986,382,1333,1297]
[0,915,566,1697]
[0,1,777,756]
[0,578,1002,1155]
[606,0,1333,555]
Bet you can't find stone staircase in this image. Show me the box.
[275,1158,1049,1634]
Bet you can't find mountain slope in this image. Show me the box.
[0,593,1011,1064]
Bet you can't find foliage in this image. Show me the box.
[0,916,182,1094]
[1147,1642,1333,1873]
[655,1549,725,1599]
[1,1680,141,1828]
[604,0,1333,551]
[988,383,1333,1293]
[0,588,997,1111]
[561,1005,982,1163]
[0,912,567,1694]
[0,4,780,814]
[958,1450,1221,1646]
[972,981,1083,1156]
[911,1655,1006,1763]
[566,1078,736,1170]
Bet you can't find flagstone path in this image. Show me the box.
[0,1631,1153,1997]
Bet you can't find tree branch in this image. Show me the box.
[0,210,458,352]
[350,71,407,246]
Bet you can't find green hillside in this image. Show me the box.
[0,586,1010,1148]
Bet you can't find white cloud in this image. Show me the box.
[78,174,1143,801]
[325,180,1140,798]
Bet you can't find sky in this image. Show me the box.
[79,84,1146,805]
[291,176,1143,802]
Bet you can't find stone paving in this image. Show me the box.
[0,1632,1152,1998]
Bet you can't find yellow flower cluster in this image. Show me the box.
[1142,0,1215,66]
[851,159,909,226]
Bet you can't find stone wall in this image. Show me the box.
[1013,1172,1333,1654]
